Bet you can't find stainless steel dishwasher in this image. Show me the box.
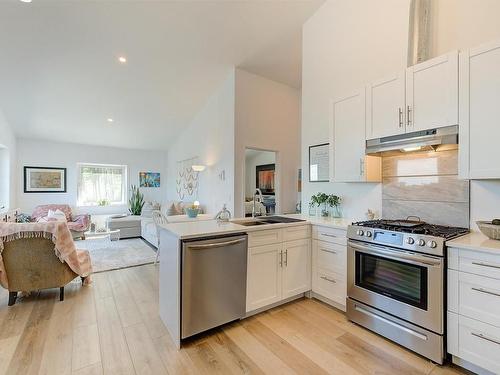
[181,233,248,339]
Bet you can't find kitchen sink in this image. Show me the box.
[232,220,269,226]
[232,216,306,226]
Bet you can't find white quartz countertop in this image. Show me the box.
[446,231,500,254]
[159,214,353,240]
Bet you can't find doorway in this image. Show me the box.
[244,148,277,217]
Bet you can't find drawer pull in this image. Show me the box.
[471,261,500,270]
[321,233,337,238]
[471,332,500,346]
[320,276,336,283]
[320,248,337,255]
[471,287,500,298]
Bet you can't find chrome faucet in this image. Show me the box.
[252,188,265,218]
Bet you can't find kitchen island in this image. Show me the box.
[158,215,352,347]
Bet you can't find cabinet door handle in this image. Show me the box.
[279,251,283,267]
[472,287,500,298]
[320,276,336,283]
[320,248,337,254]
[284,249,288,267]
[398,107,403,128]
[472,261,500,270]
[407,105,412,126]
[320,233,337,238]
[471,332,500,346]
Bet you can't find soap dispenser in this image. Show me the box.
[215,204,231,222]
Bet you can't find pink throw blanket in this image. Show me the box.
[0,221,92,289]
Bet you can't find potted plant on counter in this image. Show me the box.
[309,193,342,218]
[327,194,342,218]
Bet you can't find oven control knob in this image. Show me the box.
[406,237,415,245]
[427,240,437,248]
[418,239,426,246]
[357,229,364,236]
[365,231,372,238]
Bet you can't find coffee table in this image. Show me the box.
[84,229,120,241]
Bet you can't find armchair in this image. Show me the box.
[31,205,90,239]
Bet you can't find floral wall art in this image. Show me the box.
[176,157,200,200]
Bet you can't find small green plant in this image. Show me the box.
[97,199,109,206]
[129,185,145,215]
[310,193,342,217]
[327,194,341,207]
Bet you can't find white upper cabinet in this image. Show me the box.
[406,51,459,132]
[331,89,381,183]
[367,51,458,140]
[366,71,406,139]
[459,40,500,179]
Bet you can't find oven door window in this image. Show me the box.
[355,252,428,310]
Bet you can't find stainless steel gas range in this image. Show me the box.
[346,219,469,364]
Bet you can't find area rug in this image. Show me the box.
[76,237,157,273]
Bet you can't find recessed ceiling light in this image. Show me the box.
[20,0,32,2]
[107,118,114,123]
[118,56,127,63]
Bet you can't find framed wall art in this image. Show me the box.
[256,164,275,195]
[309,143,329,182]
[24,166,67,193]
[139,172,160,187]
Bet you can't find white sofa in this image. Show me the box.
[141,218,158,247]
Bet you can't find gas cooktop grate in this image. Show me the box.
[351,220,469,239]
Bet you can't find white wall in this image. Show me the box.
[301,0,410,220]
[16,138,167,215]
[0,108,16,211]
[245,150,276,198]
[166,70,235,215]
[235,69,301,217]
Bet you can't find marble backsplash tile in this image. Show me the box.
[382,176,469,203]
[383,200,469,228]
[382,148,470,228]
[382,149,458,177]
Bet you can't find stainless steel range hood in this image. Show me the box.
[366,125,458,155]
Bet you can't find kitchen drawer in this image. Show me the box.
[458,315,500,374]
[283,225,311,242]
[312,225,347,245]
[458,271,500,327]
[314,240,346,275]
[449,247,500,280]
[248,229,283,247]
[312,269,346,307]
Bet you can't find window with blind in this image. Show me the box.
[77,164,127,206]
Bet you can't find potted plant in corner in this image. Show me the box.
[129,185,145,216]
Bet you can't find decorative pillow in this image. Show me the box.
[47,209,68,222]
[165,203,180,216]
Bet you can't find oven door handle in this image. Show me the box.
[349,242,442,267]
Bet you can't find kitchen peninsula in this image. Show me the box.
[157,215,351,347]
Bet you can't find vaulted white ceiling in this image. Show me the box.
[0,0,323,150]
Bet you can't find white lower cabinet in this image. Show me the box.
[311,226,348,310]
[246,243,283,312]
[282,239,311,299]
[246,227,311,313]
[448,246,500,374]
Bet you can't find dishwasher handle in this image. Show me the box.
[188,238,246,250]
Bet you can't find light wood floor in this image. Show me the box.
[0,264,469,375]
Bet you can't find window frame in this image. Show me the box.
[76,163,128,207]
